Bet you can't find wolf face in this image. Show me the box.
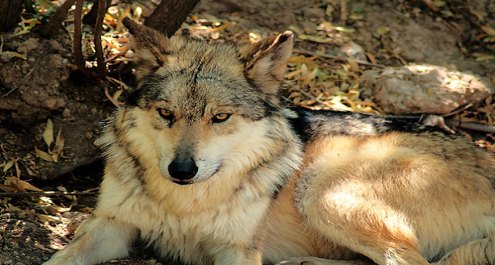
[115,20,294,186]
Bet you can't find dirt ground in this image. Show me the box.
[0,0,494,264]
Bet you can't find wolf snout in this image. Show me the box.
[168,156,198,184]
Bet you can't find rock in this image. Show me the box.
[301,20,317,34]
[47,40,64,52]
[302,7,325,19]
[43,96,66,110]
[340,41,367,61]
[360,64,495,114]
[17,38,41,54]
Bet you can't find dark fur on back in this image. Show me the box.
[288,106,442,144]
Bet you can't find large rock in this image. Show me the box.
[360,64,495,114]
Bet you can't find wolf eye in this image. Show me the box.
[212,113,231,123]
[158,108,174,121]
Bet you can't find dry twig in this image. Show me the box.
[293,49,385,68]
[453,122,495,133]
[0,190,96,197]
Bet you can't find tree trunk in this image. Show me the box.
[144,0,200,37]
[0,0,23,32]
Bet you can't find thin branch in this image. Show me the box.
[94,0,107,76]
[0,190,97,198]
[454,122,495,133]
[293,48,385,68]
[442,103,473,117]
[299,90,333,108]
[40,0,76,37]
[73,0,85,71]
[83,0,98,25]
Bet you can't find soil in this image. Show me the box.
[0,0,494,264]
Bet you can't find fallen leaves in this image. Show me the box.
[0,37,27,60]
[0,177,42,193]
[0,157,43,195]
[35,119,64,163]
[10,18,41,37]
[285,51,380,113]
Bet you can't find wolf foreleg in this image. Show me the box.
[276,257,371,265]
[43,216,138,265]
[213,246,263,265]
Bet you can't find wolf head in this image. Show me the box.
[111,18,295,185]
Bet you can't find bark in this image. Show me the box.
[39,0,76,37]
[0,0,23,32]
[83,0,111,25]
[144,0,200,37]
[94,0,107,76]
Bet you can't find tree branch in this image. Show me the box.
[39,0,76,37]
[144,0,200,36]
[73,0,86,72]
[94,0,108,76]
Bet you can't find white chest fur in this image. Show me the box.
[95,173,272,264]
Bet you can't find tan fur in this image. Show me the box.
[44,19,495,265]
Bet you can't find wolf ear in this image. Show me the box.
[241,31,293,96]
[122,17,170,79]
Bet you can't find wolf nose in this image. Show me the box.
[168,157,198,181]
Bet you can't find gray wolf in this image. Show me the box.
[44,17,495,265]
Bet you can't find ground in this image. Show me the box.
[0,0,494,264]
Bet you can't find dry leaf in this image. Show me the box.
[2,177,42,192]
[0,51,27,60]
[3,160,14,172]
[432,0,446,8]
[38,214,67,223]
[347,58,361,72]
[11,177,42,192]
[105,87,124,107]
[54,129,64,155]
[481,25,495,36]
[298,34,333,44]
[376,26,391,35]
[43,119,54,148]
[0,184,18,192]
[35,147,54,162]
[334,26,355,33]
[366,53,377,64]
[112,89,124,104]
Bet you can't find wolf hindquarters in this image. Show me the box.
[42,217,137,265]
[290,133,495,265]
